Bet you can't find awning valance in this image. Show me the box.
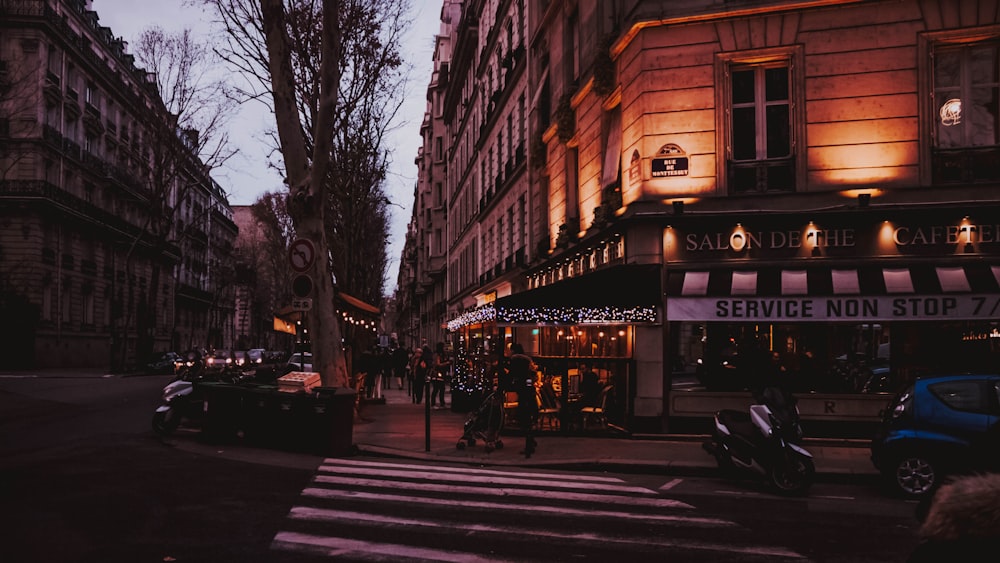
[666,263,1000,322]
[338,290,381,316]
[496,264,661,324]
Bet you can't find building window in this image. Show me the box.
[717,47,804,194]
[61,283,72,324]
[82,288,95,326]
[930,38,1000,183]
[41,284,53,322]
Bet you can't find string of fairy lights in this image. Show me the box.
[447,303,657,331]
[340,310,379,332]
[496,305,657,324]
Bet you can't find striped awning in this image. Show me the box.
[666,264,1000,322]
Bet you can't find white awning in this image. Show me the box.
[831,269,860,294]
[781,270,808,295]
[731,271,758,295]
[883,268,914,293]
[936,266,971,292]
[681,271,709,295]
[666,264,1000,322]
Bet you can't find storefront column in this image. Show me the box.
[633,323,665,432]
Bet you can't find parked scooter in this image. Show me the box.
[152,351,210,436]
[702,385,815,496]
[151,371,205,436]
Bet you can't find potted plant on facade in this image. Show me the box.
[592,33,616,98]
[555,217,580,248]
[554,93,575,143]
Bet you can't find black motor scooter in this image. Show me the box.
[702,386,815,496]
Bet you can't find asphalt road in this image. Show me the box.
[0,372,921,562]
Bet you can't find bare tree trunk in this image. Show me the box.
[259,0,348,388]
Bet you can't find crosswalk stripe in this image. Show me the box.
[318,464,657,495]
[299,487,735,527]
[313,473,695,508]
[322,457,626,483]
[273,531,507,562]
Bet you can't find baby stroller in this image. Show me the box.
[456,389,505,452]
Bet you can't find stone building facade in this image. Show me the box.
[400,0,1000,435]
[1,0,237,369]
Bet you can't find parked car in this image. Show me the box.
[285,352,313,374]
[246,348,266,365]
[205,349,236,372]
[870,373,1000,498]
[145,351,180,375]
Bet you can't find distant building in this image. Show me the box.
[1,0,237,369]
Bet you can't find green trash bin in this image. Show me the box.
[240,383,279,445]
[308,387,355,456]
[198,381,244,443]
[266,386,355,456]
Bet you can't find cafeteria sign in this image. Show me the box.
[651,143,688,177]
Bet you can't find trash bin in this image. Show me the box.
[303,386,355,456]
[240,383,279,444]
[266,386,355,456]
[198,381,244,443]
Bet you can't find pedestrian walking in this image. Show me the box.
[509,342,538,458]
[391,342,409,391]
[411,346,431,404]
[431,342,451,410]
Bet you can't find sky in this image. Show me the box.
[91,0,440,294]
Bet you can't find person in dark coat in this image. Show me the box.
[391,342,409,391]
[412,345,433,404]
[430,342,451,409]
[509,342,538,457]
[579,361,601,408]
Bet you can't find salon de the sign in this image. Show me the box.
[673,219,1000,260]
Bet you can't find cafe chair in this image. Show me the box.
[502,390,519,419]
[581,385,612,430]
[536,388,560,430]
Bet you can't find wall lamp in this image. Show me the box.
[858,193,871,207]
[672,201,684,215]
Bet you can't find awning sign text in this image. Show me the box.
[668,295,1000,321]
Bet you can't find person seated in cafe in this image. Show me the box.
[580,362,602,408]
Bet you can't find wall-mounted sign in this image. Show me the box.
[628,150,641,187]
[651,143,688,177]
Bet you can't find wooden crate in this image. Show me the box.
[277,371,321,393]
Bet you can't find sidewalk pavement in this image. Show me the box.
[353,386,880,480]
[2,367,878,479]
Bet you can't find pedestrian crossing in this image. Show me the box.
[271,458,807,561]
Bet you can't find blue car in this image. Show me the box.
[870,373,1000,498]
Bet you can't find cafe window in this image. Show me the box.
[929,35,1000,183]
[534,325,633,359]
[717,46,804,194]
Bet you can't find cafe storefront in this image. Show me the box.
[446,231,664,434]
[664,207,1000,438]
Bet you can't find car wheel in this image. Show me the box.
[890,454,939,498]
